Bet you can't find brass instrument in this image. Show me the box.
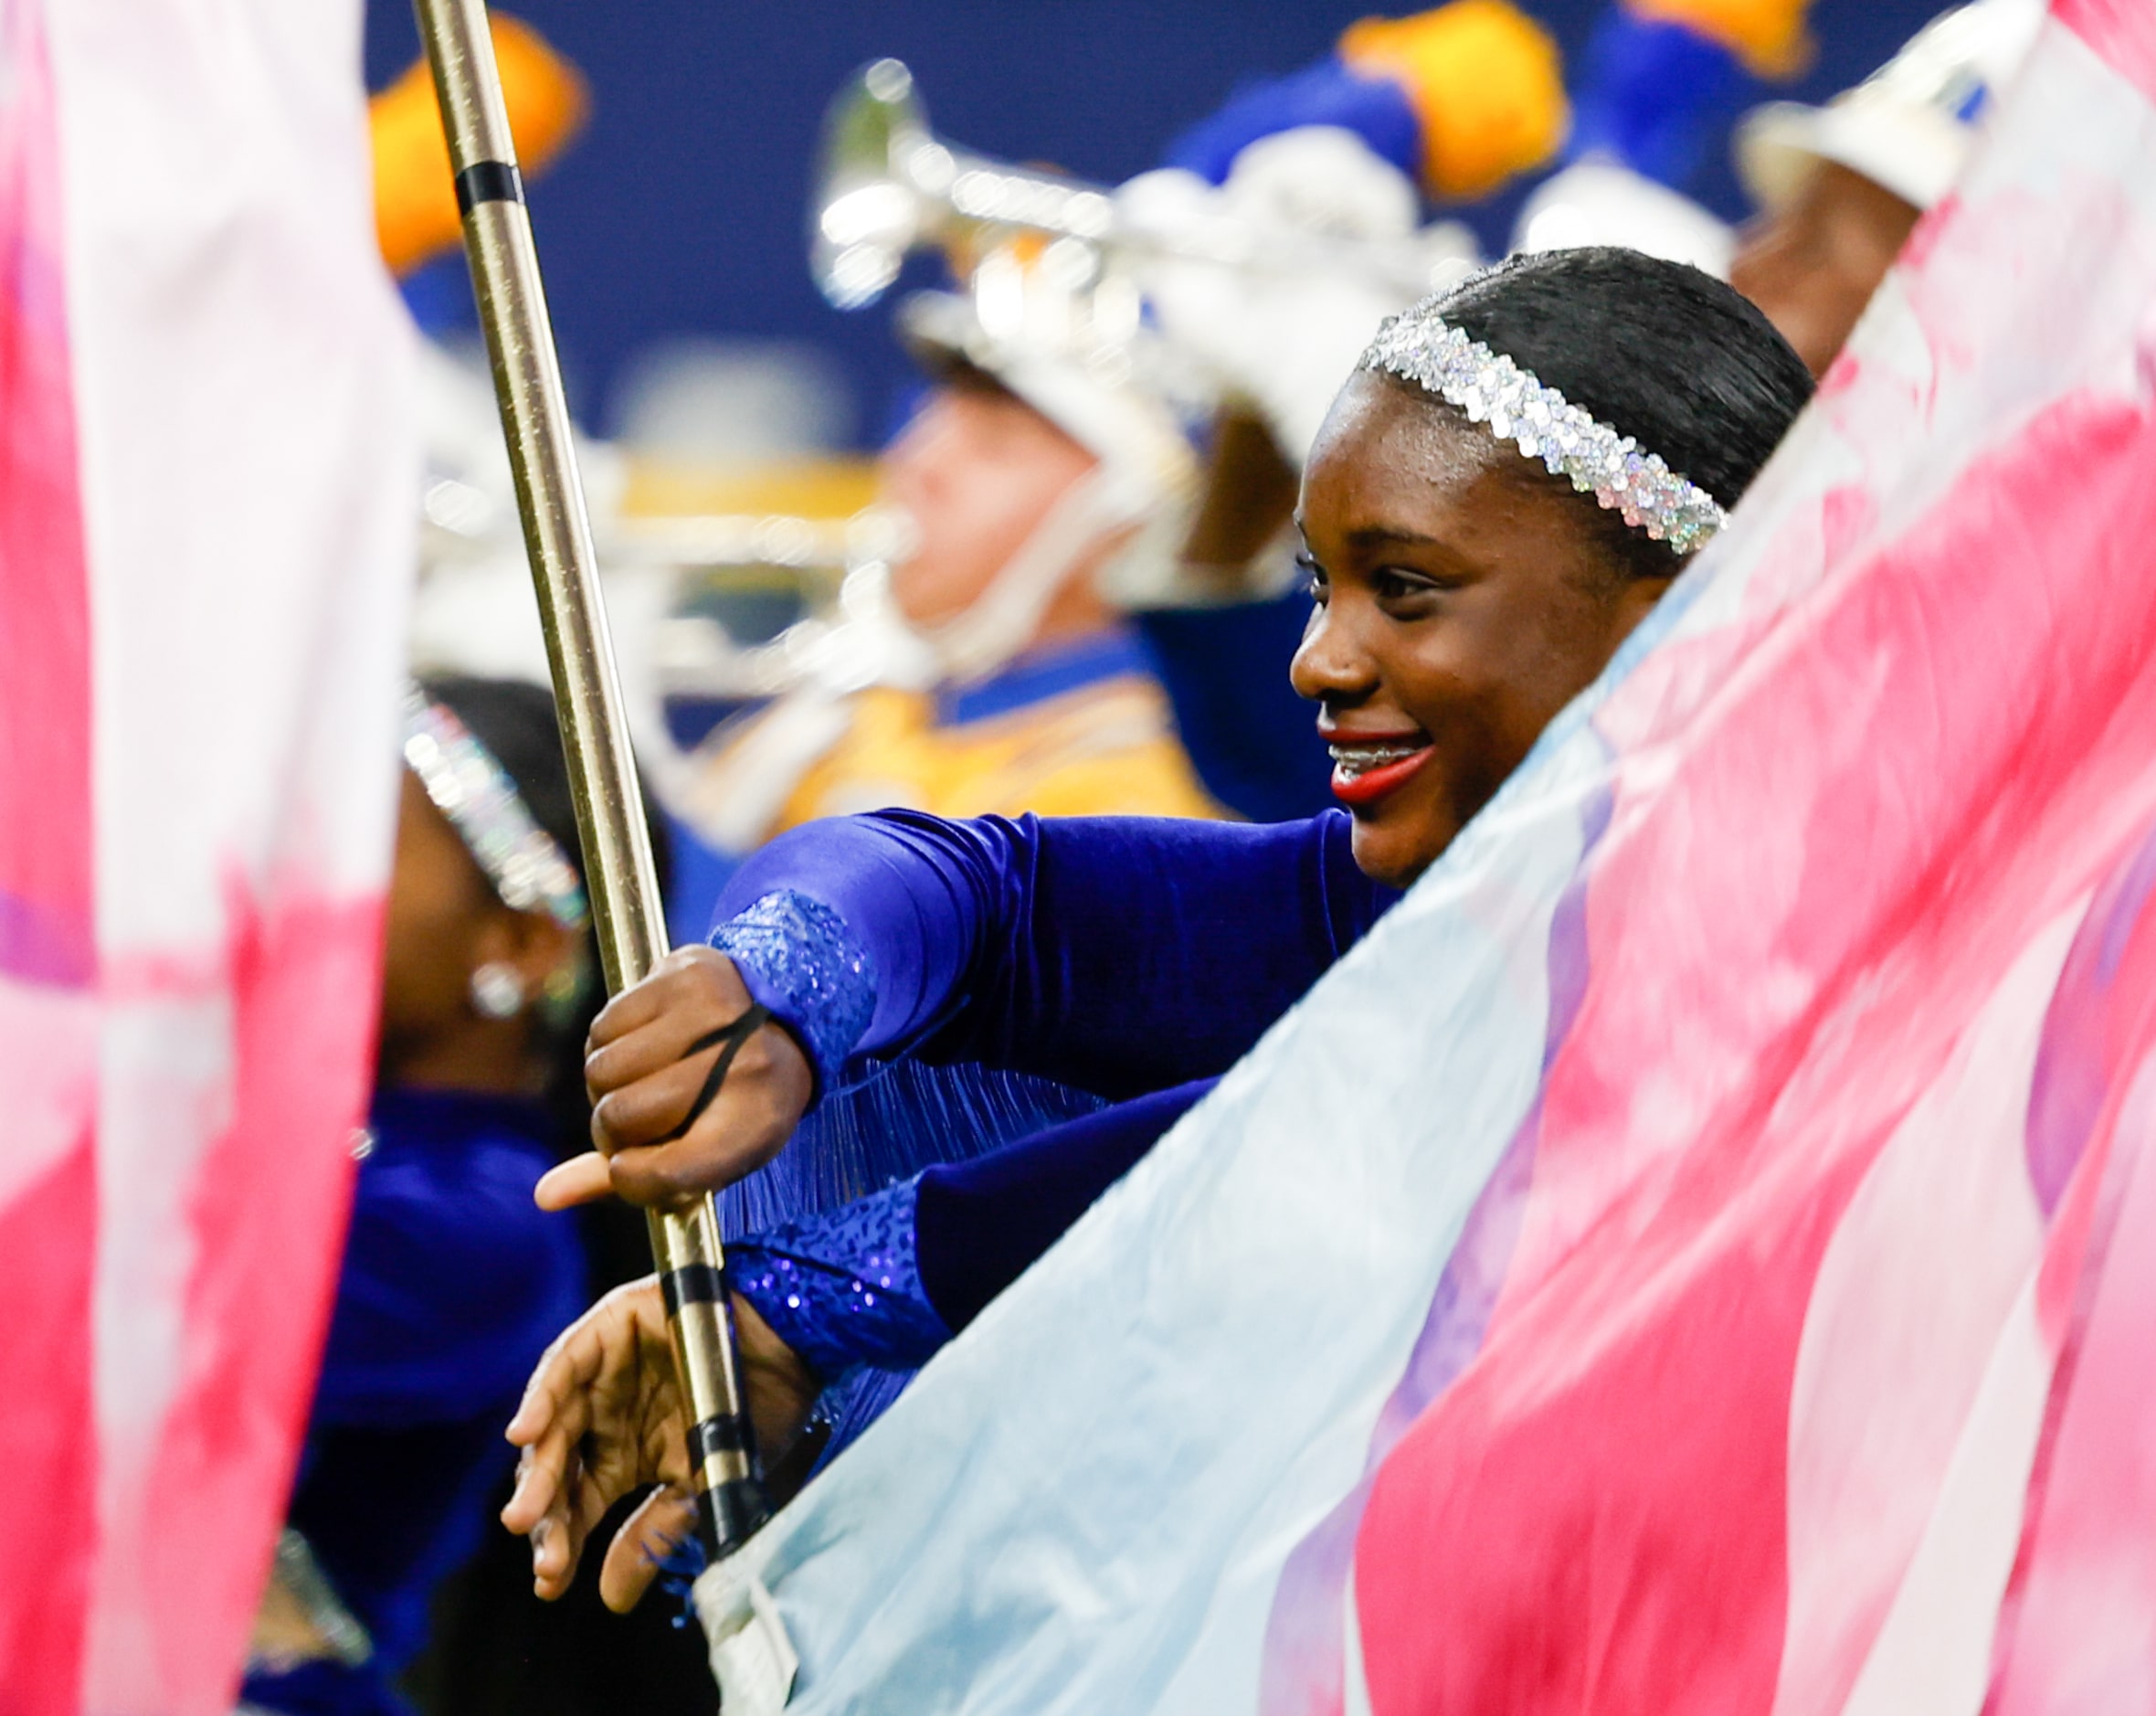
[811,58,1477,314]
[620,507,914,704]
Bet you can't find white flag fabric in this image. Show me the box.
[695,5,2156,1711]
[0,0,414,1708]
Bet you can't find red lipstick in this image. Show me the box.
[1328,744,1433,808]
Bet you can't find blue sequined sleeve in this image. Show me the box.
[728,1076,1216,1381]
[711,889,876,1097]
[726,1079,1218,1467]
[729,1177,950,1379]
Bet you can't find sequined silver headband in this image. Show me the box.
[1359,311,1726,555]
[402,687,589,931]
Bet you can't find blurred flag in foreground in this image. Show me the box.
[696,3,2156,1711]
[0,0,412,1709]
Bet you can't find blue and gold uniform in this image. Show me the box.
[765,630,1217,830]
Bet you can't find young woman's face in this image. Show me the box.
[1292,373,1672,890]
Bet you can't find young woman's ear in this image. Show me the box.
[466,906,581,1022]
[502,909,583,1008]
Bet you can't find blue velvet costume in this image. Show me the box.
[241,1089,586,1716]
[711,810,1395,1451]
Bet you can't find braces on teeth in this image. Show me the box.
[1330,740,1423,776]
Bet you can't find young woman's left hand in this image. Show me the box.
[501,1277,819,1611]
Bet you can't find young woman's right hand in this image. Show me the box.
[534,946,815,1211]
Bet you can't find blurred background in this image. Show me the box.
[365,0,1941,459]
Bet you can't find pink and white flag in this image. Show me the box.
[692,3,2156,1711]
[0,1,413,1709]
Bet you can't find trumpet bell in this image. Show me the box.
[812,58,933,310]
[810,58,1480,333]
[812,58,1124,314]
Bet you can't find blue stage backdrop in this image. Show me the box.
[366,0,1944,447]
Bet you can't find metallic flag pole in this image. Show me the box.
[412,0,768,1557]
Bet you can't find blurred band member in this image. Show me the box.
[1729,0,2045,373]
[667,260,1221,867]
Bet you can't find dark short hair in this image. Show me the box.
[1411,247,1813,581]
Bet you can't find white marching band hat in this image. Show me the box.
[1737,0,2046,215]
[892,245,1207,676]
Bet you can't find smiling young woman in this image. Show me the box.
[496,249,1813,1605]
[1293,249,1801,884]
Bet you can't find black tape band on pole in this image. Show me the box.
[661,1262,727,1314]
[705,1476,771,1552]
[692,1414,757,1462]
[454,158,524,214]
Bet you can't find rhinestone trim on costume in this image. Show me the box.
[710,890,877,1095]
[1359,312,1727,555]
[728,1176,950,1381]
[401,688,589,931]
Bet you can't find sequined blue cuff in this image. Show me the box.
[709,890,876,1098]
[728,1177,951,1382]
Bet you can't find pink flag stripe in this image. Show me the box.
[0,1,100,1707]
[95,896,380,1701]
[1258,790,1609,1716]
[0,0,90,984]
[2058,0,2156,102]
